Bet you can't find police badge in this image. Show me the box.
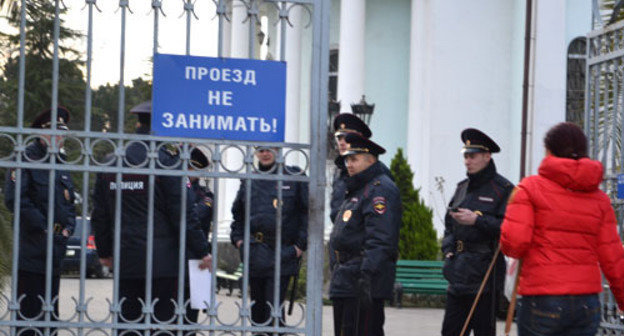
[342,210,352,222]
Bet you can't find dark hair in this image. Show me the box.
[543,122,588,159]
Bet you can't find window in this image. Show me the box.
[566,37,587,127]
[329,48,339,101]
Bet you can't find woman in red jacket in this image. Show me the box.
[501,122,624,336]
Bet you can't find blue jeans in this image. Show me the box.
[517,294,600,336]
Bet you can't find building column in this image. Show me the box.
[217,2,251,227]
[526,0,566,174]
[337,0,366,112]
[407,0,431,203]
[285,6,303,143]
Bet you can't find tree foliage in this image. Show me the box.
[390,148,438,260]
[0,0,85,129]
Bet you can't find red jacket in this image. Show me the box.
[501,155,624,308]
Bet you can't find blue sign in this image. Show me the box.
[152,53,286,141]
[618,174,624,199]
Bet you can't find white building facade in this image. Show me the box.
[214,0,594,239]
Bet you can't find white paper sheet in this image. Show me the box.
[188,260,212,309]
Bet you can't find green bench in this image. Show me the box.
[393,260,448,307]
[216,263,243,296]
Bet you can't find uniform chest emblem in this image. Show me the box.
[373,196,387,215]
[342,210,352,222]
[478,196,493,202]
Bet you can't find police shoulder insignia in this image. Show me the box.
[164,144,179,156]
[204,196,213,207]
[372,196,387,215]
[373,180,381,186]
[342,210,352,222]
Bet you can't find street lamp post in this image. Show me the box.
[350,95,375,125]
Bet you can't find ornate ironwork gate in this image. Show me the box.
[586,18,624,336]
[0,0,330,335]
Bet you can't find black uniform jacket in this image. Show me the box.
[230,165,308,278]
[4,141,76,275]
[330,157,349,223]
[441,160,513,295]
[91,142,209,279]
[329,161,401,299]
[187,180,213,259]
[329,158,394,270]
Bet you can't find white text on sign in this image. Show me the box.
[161,113,277,133]
[185,66,257,86]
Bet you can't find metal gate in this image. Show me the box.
[586,18,624,336]
[0,0,330,335]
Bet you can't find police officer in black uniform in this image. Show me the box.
[330,133,401,336]
[441,128,513,336]
[330,113,372,223]
[4,107,76,336]
[230,147,308,325]
[185,146,214,325]
[91,102,212,325]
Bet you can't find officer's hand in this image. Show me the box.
[445,252,454,259]
[294,245,303,258]
[99,257,113,268]
[357,272,373,309]
[62,229,70,238]
[450,208,477,225]
[198,254,213,272]
[236,240,243,249]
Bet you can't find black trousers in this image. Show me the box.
[17,270,60,336]
[441,292,495,336]
[249,276,290,326]
[119,277,177,324]
[183,283,200,324]
[332,297,385,336]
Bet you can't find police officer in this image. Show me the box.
[91,102,212,325]
[4,107,76,336]
[185,146,214,325]
[230,147,308,325]
[440,128,513,336]
[330,133,401,336]
[330,113,372,223]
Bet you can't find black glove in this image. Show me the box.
[357,271,373,309]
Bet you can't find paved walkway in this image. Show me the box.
[2,278,517,335]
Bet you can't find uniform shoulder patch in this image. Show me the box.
[203,196,213,207]
[372,196,387,215]
[373,180,381,186]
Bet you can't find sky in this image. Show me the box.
[43,0,221,87]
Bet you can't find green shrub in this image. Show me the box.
[390,148,438,260]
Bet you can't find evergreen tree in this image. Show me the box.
[0,0,85,129]
[390,148,438,260]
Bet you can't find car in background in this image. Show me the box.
[61,217,109,278]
